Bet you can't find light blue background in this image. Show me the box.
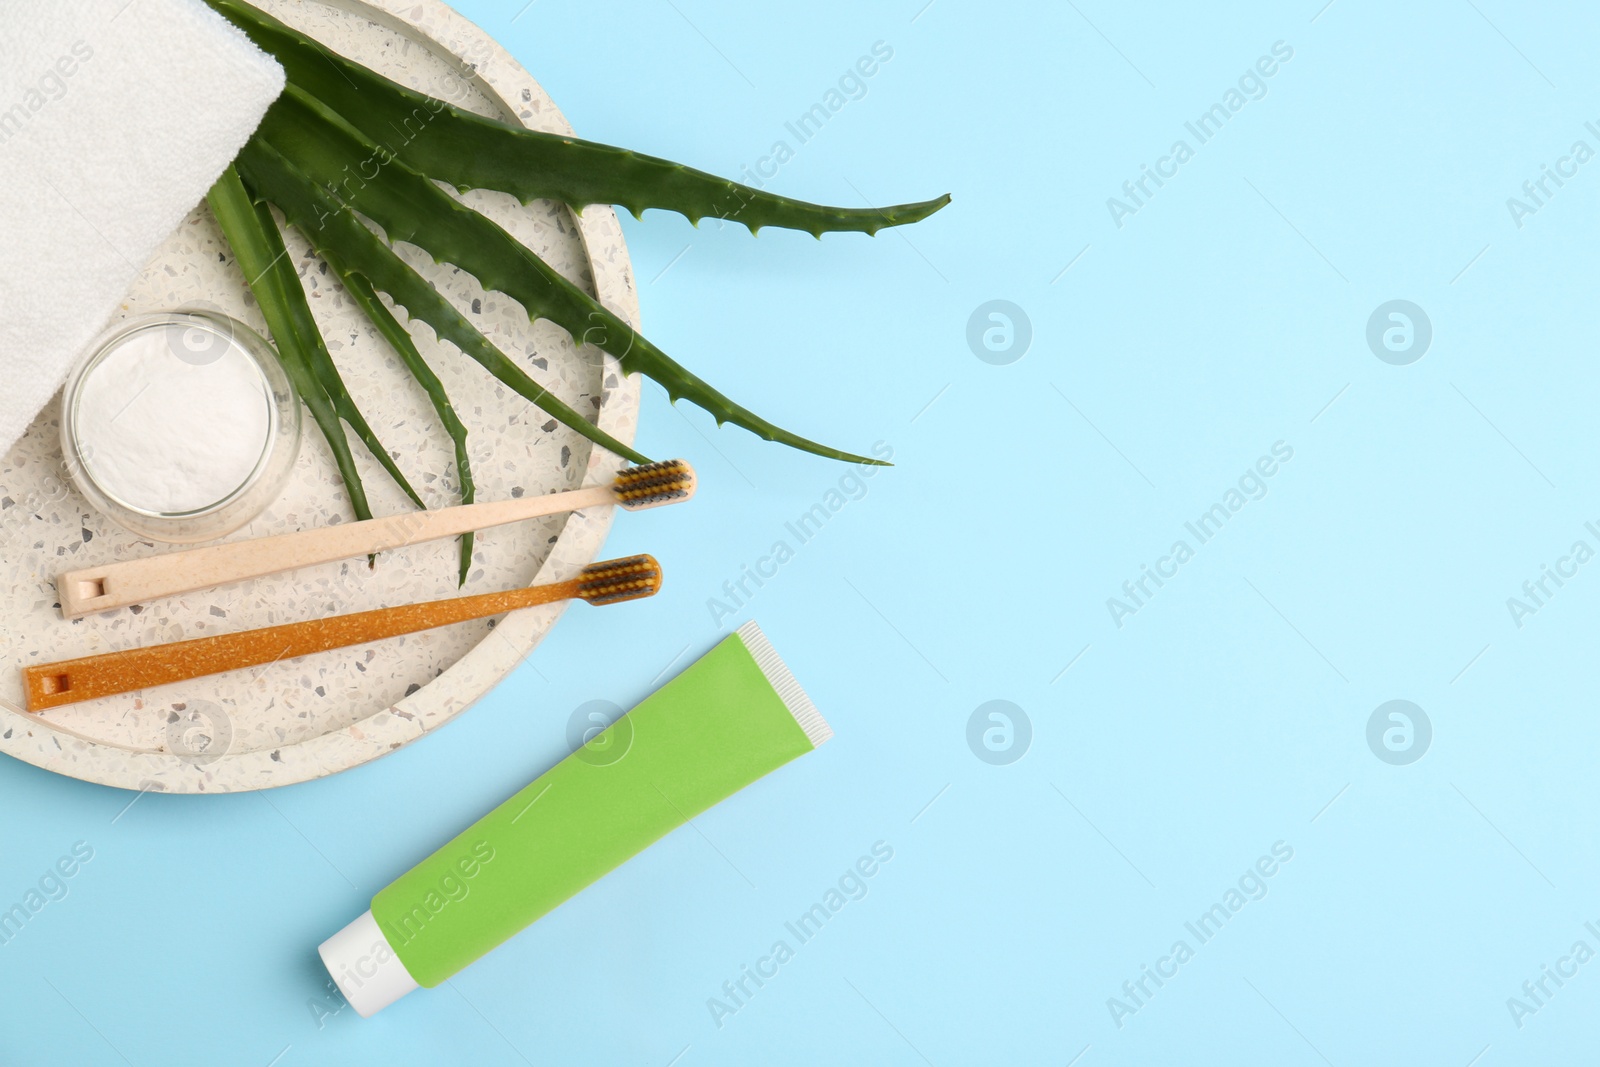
[6,0,1600,1063]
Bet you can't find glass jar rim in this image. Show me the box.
[59,311,302,544]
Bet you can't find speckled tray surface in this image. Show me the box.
[0,0,641,792]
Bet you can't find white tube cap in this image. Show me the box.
[318,909,421,1017]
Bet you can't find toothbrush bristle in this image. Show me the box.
[577,555,663,605]
[614,460,696,510]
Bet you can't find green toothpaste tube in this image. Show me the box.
[318,620,832,1016]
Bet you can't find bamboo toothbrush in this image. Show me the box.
[56,460,693,619]
[25,555,661,712]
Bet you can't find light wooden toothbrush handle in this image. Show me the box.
[25,555,662,712]
[55,486,614,619]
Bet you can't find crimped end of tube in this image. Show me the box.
[736,620,832,748]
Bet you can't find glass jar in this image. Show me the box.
[59,311,301,544]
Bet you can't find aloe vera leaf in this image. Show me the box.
[314,359,429,513]
[239,141,650,469]
[258,88,886,466]
[339,269,477,586]
[280,265,428,513]
[213,164,428,520]
[204,0,949,236]
[207,166,381,523]
[235,138,652,468]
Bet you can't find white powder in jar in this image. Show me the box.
[74,322,274,515]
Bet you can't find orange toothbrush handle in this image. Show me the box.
[23,583,574,712]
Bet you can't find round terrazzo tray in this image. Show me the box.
[0,0,642,792]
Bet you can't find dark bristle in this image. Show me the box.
[614,460,696,510]
[578,555,663,605]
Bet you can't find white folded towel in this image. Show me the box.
[0,0,284,458]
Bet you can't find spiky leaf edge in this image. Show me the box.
[259,88,887,467]
[205,0,949,237]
